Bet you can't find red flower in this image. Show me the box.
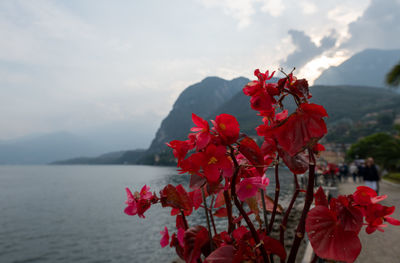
[191,113,212,150]
[136,198,151,218]
[353,186,387,206]
[124,188,138,216]
[365,204,400,234]
[232,226,249,241]
[166,139,193,165]
[140,185,153,200]
[212,114,240,145]
[236,176,269,201]
[243,69,278,115]
[195,144,233,183]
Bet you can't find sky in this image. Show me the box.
[0,0,399,149]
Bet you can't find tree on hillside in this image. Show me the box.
[346,132,400,171]
[386,61,400,87]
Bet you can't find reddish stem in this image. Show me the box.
[279,174,299,263]
[260,189,269,234]
[209,196,217,236]
[287,151,315,262]
[268,159,280,233]
[223,189,234,234]
[202,187,214,251]
[229,147,270,263]
[180,210,189,230]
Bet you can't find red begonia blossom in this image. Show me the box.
[136,199,151,218]
[232,226,249,241]
[313,143,325,153]
[166,139,193,165]
[212,114,240,145]
[243,70,277,115]
[236,176,269,201]
[353,186,387,206]
[160,226,170,248]
[140,185,153,200]
[124,188,138,216]
[191,113,212,150]
[365,204,400,234]
[194,144,233,183]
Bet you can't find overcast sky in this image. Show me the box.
[0,0,399,147]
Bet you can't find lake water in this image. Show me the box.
[0,165,295,263]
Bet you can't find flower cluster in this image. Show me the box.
[123,69,399,263]
[124,185,158,218]
[306,186,400,263]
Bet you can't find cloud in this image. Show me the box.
[260,0,286,17]
[341,0,400,51]
[281,29,337,70]
[198,0,256,29]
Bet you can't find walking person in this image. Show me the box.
[350,162,357,183]
[363,157,380,194]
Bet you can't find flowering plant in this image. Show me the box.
[124,69,400,263]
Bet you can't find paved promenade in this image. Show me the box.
[338,179,400,263]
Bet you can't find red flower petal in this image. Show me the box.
[160,226,170,248]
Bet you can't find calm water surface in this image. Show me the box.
[0,165,294,263]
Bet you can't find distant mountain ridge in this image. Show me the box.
[54,76,250,165]
[315,49,400,87]
[0,132,101,164]
[52,48,400,165]
[146,76,249,153]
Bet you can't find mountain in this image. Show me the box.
[212,84,400,142]
[314,49,400,87]
[52,76,250,165]
[51,149,145,165]
[0,132,102,164]
[145,76,249,154]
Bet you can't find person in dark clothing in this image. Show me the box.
[339,164,349,183]
[363,157,380,194]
